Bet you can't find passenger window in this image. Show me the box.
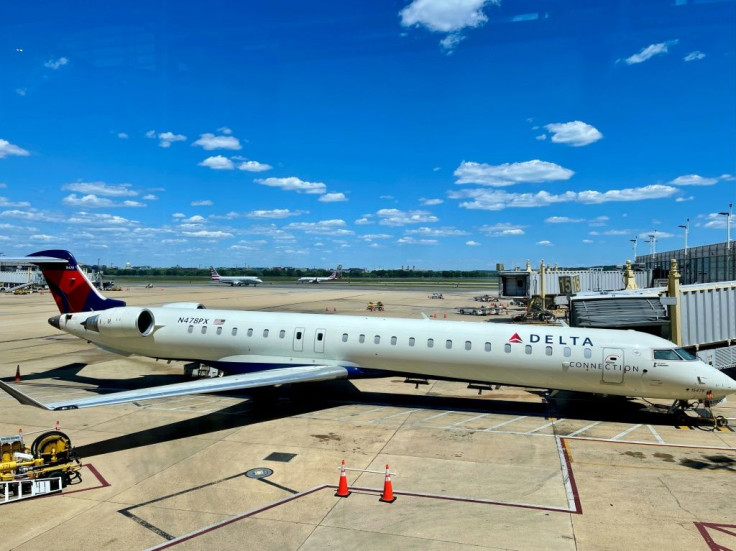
[232,328,238,336]
[484,342,491,352]
[374,335,380,344]
[564,347,571,357]
[201,326,207,334]
[216,327,222,335]
[584,348,592,359]
[446,340,452,349]
[359,334,365,343]
[317,333,324,341]
[409,337,415,346]
[296,331,302,339]
[279,330,285,339]
[263,329,269,338]
[545,346,552,356]
[504,343,511,353]
[247,328,253,337]
[342,333,348,342]
[427,338,434,348]
[465,341,472,351]
[188,325,193,333]
[391,336,397,345]
[525,344,532,355]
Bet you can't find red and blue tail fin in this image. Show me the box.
[27,250,126,313]
[209,266,220,281]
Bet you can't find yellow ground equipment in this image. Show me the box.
[1,430,82,503]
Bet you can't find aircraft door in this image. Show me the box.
[314,328,326,353]
[602,348,625,384]
[293,327,305,352]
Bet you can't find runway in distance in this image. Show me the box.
[209,266,262,286]
[1,250,734,419]
[297,265,341,283]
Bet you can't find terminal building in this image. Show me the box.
[635,240,735,286]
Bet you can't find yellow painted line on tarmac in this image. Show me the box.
[563,437,573,463]
[676,425,692,430]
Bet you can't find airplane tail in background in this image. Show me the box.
[27,250,126,314]
[209,266,221,281]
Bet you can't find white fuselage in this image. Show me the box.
[54,307,736,400]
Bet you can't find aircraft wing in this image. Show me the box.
[0,364,348,410]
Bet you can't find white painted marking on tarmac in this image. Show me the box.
[567,421,600,436]
[647,424,665,444]
[449,413,489,427]
[418,411,452,422]
[526,418,565,434]
[483,416,527,431]
[611,424,642,440]
[555,437,577,512]
[369,409,421,423]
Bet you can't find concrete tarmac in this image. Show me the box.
[0,284,734,550]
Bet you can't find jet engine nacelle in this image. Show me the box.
[162,302,206,309]
[82,307,155,338]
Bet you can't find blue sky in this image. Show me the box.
[1,1,735,269]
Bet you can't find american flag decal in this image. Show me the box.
[214,319,225,325]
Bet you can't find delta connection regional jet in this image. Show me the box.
[1,250,734,421]
[209,266,262,286]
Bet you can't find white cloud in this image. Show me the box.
[543,121,603,147]
[478,223,525,237]
[0,139,30,159]
[420,198,444,206]
[181,230,233,238]
[62,194,145,208]
[157,131,186,148]
[582,239,594,244]
[198,155,234,170]
[285,219,354,236]
[192,133,242,151]
[466,240,481,246]
[667,174,718,186]
[537,240,552,246]
[355,217,372,225]
[44,57,68,70]
[145,130,156,139]
[400,0,492,32]
[68,212,136,226]
[684,51,705,62]
[399,0,497,53]
[319,192,348,203]
[181,215,206,223]
[0,183,6,188]
[191,200,213,206]
[142,194,158,200]
[545,216,584,224]
[449,185,678,210]
[535,134,547,141]
[117,132,129,139]
[237,160,272,172]
[396,237,438,245]
[376,208,439,226]
[218,127,233,135]
[454,160,574,186]
[62,182,138,197]
[30,234,59,242]
[0,197,30,207]
[255,176,326,194]
[245,209,306,219]
[405,226,468,237]
[623,40,678,65]
[16,88,26,97]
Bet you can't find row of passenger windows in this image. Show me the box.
[185,324,593,358]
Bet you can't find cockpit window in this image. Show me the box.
[674,348,697,361]
[654,348,697,361]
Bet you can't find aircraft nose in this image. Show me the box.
[48,315,61,329]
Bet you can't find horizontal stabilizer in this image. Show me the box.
[0,365,348,410]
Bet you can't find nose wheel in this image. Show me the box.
[670,399,729,429]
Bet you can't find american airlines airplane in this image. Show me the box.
[297,265,341,283]
[209,266,262,286]
[1,250,734,424]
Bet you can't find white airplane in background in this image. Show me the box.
[1,250,734,424]
[210,266,262,286]
[297,265,341,283]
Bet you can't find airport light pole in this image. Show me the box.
[678,219,689,283]
[678,219,689,255]
[719,204,733,280]
[629,237,638,260]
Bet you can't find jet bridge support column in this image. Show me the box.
[668,259,682,346]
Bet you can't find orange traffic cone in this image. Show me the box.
[14,365,21,382]
[379,464,396,503]
[335,459,350,498]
